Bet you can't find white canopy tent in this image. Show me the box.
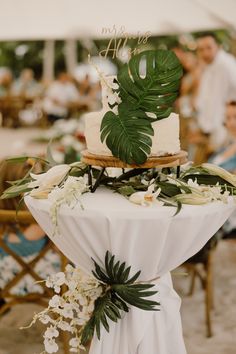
[0,0,235,41]
[0,0,235,81]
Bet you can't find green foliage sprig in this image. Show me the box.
[81,251,159,345]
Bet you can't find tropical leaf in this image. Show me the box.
[0,182,32,199]
[82,251,159,345]
[157,181,182,197]
[6,156,49,164]
[182,173,235,187]
[117,49,183,121]
[117,185,136,197]
[93,252,159,307]
[101,105,154,164]
[100,49,183,164]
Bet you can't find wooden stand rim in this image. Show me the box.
[81,150,188,168]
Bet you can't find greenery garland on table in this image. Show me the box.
[2,156,236,212]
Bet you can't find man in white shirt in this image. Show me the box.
[195,33,236,150]
[43,72,79,122]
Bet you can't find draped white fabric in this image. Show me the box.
[25,188,236,354]
[0,0,233,40]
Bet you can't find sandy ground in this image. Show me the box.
[0,241,235,354]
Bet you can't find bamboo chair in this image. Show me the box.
[184,236,218,337]
[0,209,70,353]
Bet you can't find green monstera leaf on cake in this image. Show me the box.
[118,50,183,120]
[100,49,183,165]
[101,104,154,165]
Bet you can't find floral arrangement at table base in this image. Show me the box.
[24,252,159,353]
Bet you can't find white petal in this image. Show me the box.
[129,192,146,205]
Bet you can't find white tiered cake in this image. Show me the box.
[84,76,181,158]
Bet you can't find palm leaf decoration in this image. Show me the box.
[101,105,154,165]
[117,50,183,120]
[81,251,159,346]
[100,50,183,164]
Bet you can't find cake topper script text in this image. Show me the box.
[99,25,151,60]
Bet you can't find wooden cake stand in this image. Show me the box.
[81,150,188,192]
[81,150,188,169]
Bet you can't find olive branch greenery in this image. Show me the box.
[80,251,159,345]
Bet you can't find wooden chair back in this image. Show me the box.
[0,209,65,314]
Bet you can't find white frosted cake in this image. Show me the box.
[84,76,181,158]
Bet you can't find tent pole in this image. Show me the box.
[43,40,55,84]
[65,39,77,75]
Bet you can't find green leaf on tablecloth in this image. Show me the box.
[81,251,159,346]
[157,181,182,197]
[117,185,136,197]
[181,173,235,187]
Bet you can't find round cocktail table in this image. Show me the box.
[25,188,236,354]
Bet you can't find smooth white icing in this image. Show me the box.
[84,76,181,157]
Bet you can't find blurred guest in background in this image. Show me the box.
[0,68,13,97]
[75,74,102,111]
[179,51,203,118]
[177,51,204,155]
[43,71,80,123]
[209,101,236,171]
[209,101,236,236]
[194,33,236,153]
[12,68,42,99]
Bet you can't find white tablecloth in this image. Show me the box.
[25,188,236,354]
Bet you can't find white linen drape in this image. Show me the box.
[25,188,236,354]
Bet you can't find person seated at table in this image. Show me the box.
[43,71,80,123]
[209,101,236,172]
[11,68,42,99]
[0,160,47,257]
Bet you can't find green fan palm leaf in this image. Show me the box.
[81,251,159,345]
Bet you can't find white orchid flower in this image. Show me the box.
[69,337,80,348]
[49,295,63,308]
[57,321,73,332]
[29,164,71,198]
[44,326,59,339]
[129,185,162,206]
[187,178,200,189]
[60,304,74,319]
[108,91,121,106]
[39,314,54,325]
[43,337,59,354]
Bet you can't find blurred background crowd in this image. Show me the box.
[1,1,236,353]
[1,30,236,169]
